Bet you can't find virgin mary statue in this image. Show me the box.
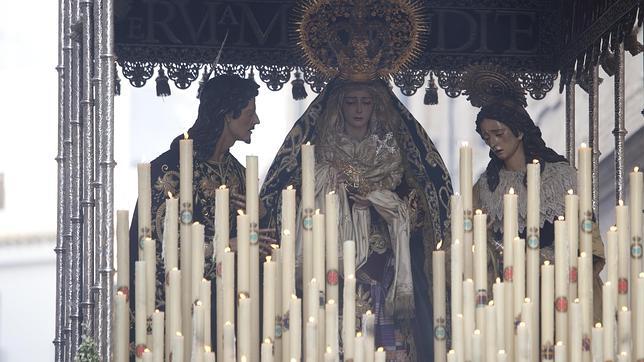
[260,1,453,360]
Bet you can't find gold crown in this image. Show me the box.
[461,64,527,108]
[297,0,426,81]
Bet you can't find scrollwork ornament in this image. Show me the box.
[214,64,250,78]
[436,70,464,98]
[120,61,156,88]
[302,66,328,94]
[515,72,557,100]
[392,68,429,96]
[257,65,293,91]
[165,62,201,90]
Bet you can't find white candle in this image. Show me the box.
[223,248,235,330]
[602,282,615,361]
[180,135,194,360]
[617,352,629,362]
[554,341,566,362]
[459,143,473,280]
[135,261,147,360]
[463,279,475,362]
[137,163,152,243]
[204,346,215,362]
[433,242,447,362]
[308,278,319,340]
[577,253,592,357]
[246,155,261,362]
[343,275,356,360]
[200,279,211,349]
[164,195,179,270]
[617,306,631,356]
[569,299,581,362]
[192,302,205,362]
[167,268,182,360]
[453,314,464,362]
[554,217,569,347]
[142,238,156,326]
[223,322,235,362]
[503,188,517,359]
[116,210,130,293]
[355,332,364,362]
[631,168,643,357]
[517,322,529,362]
[270,246,283,362]
[306,317,318,362]
[616,201,630,308]
[526,164,541,362]
[324,346,334,362]
[451,193,464,248]
[142,348,152,362]
[363,311,375,362]
[473,210,488,328]
[343,240,356,279]
[473,329,482,362]
[191,223,205,304]
[172,332,185,362]
[302,143,315,328]
[264,256,276,343]
[114,291,129,362]
[541,261,555,361]
[325,192,339,304]
[290,295,302,361]
[262,338,274,362]
[451,240,464,342]
[577,143,592,256]
[152,310,164,362]
[375,347,386,362]
[237,211,250,294]
[448,350,457,362]
[313,210,326,359]
[214,186,228,360]
[492,279,505,353]
[513,237,526,330]
[238,294,251,361]
[179,134,193,218]
[637,273,644,361]
[325,300,339,360]
[607,226,619,291]
[282,229,294,359]
[591,323,603,362]
[565,190,579,300]
[520,298,534,362]
[486,302,497,362]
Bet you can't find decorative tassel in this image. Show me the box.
[155,67,171,97]
[196,65,211,99]
[423,72,438,105]
[291,70,307,100]
[114,72,121,96]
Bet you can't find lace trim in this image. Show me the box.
[475,162,577,233]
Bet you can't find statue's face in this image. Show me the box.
[227,98,259,144]
[479,118,523,161]
[341,89,374,132]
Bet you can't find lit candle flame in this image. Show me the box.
[270,244,279,250]
[524,298,531,303]
[287,185,294,190]
[168,191,174,198]
[356,332,362,337]
[558,216,564,221]
[436,240,443,250]
[306,141,311,145]
[475,209,482,215]
[155,309,160,313]
[580,143,587,148]
[474,329,481,335]
[509,187,515,195]
[309,316,315,323]
[183,132,189,140]
[329,190,335,195]
[618,199,624,206]
[495,277,501,283]
[176,331,183,337]
[461,141,469,147]
[454,192,461,196]
[377,347,385,352]
[266,255,272,263]
[218,185,227,190]
[567,189,573,195]
[595,322,602,328]
[291,294,297,300]
[532,159,539,164]
[315,208,320,215]
[366,310,372,315]
[144,348,151,353]
[328,299,335,305]
[237,209,245,216]
[239,292,248,300]
[283,229,291,236]
[580,252,586,258]
[204,346,212,353]
[489,300,494,306]
[264,338,271,344]
[610,225,617,232]
[544,260,551,266]
[195,300,202,306]
[635,166,640,172]
[224,247,231,253]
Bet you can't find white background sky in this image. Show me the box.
[0,1,641,360]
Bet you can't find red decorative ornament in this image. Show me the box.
[135,344,147,358]
[327,270,339,285]
[503,266,513,282]
[117,286,129,302]
[569,266,578,283]
[618,278,628,294]
[555,297,568,312]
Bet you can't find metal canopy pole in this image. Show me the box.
[566,75,577,165]
[589,65,600,217]
[613,43,627,203]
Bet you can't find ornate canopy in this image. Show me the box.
[114,0,642,100]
